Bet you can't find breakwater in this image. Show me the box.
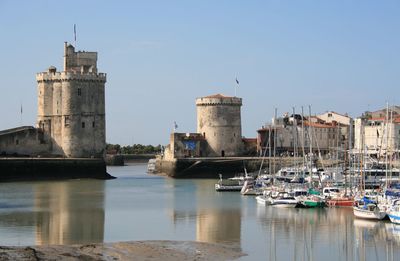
[154,157,304,178]
[0,158,114,181]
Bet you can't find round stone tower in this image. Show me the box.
[196,94,243,157]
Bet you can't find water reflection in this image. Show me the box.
[34,180,105,245]
[168,179,241,245]
[255,205,400,260]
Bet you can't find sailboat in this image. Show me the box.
[353,196,387,220]
[299,189,326,208]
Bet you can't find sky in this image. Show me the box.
[0,1,399,146]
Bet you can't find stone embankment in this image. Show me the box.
[0,158,113,181]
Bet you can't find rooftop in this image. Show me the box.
[203,94,233,99]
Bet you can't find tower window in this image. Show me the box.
[92,121,95,128]
[78,88,82,96]
[65,117,70,127]
[82,122,85,128]
[15,139,19,145]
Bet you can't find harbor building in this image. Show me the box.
[0,42,106,158]
[317,111,354,149]
[354,107,400,158]
[257,112,351,157]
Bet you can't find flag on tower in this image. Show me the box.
[235,77,239,85]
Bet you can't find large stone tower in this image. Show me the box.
[36,42,107,158]
[196,94,243,157]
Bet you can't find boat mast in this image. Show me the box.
[301,106,306,176]
[292,107,297,170]
[308,105,313,170]
[385,102,389,188]
[273,108,277,174]
[360,118,365,193]
[268,125,272,176]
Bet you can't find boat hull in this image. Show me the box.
[388,211,400,224]
[255,196,271,205]
[215,184,242,192]
[327,198,354,207]
[353,207,387,220]
[302,201,326,208]
[271,199,298,208]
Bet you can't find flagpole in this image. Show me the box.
[235,77,239,97]
[20,102,23,126]
[74,24,77,48]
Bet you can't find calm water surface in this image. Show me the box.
[0,163,399,260]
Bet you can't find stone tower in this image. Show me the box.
[36,42,107,158]
[196,94,243,157]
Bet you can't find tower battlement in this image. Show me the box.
[196,94,242,106]
[36,71,106,83]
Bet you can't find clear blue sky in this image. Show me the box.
[0,1,399,145]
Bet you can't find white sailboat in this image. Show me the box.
[353,198,387,220]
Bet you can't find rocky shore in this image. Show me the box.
[0,241,244,260]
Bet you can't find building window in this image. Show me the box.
[92,121,95,128]
[82,122,85,128]
[328,113,332,117]
[15,139,19,145]
[65,117,70,127]
[78,88,82,96]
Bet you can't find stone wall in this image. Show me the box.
[0,127,51,156]
[0,158,112,181]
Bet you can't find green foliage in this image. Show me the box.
[106,143,162,155]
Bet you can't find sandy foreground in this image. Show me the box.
[0,240,245,260]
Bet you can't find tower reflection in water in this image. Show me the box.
[34,180,105,245]
[168,179,241,246]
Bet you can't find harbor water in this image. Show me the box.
[0,163,399,260]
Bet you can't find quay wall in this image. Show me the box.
[0,158,113,181]
[105,154,156,166]
[154,157,304,178]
